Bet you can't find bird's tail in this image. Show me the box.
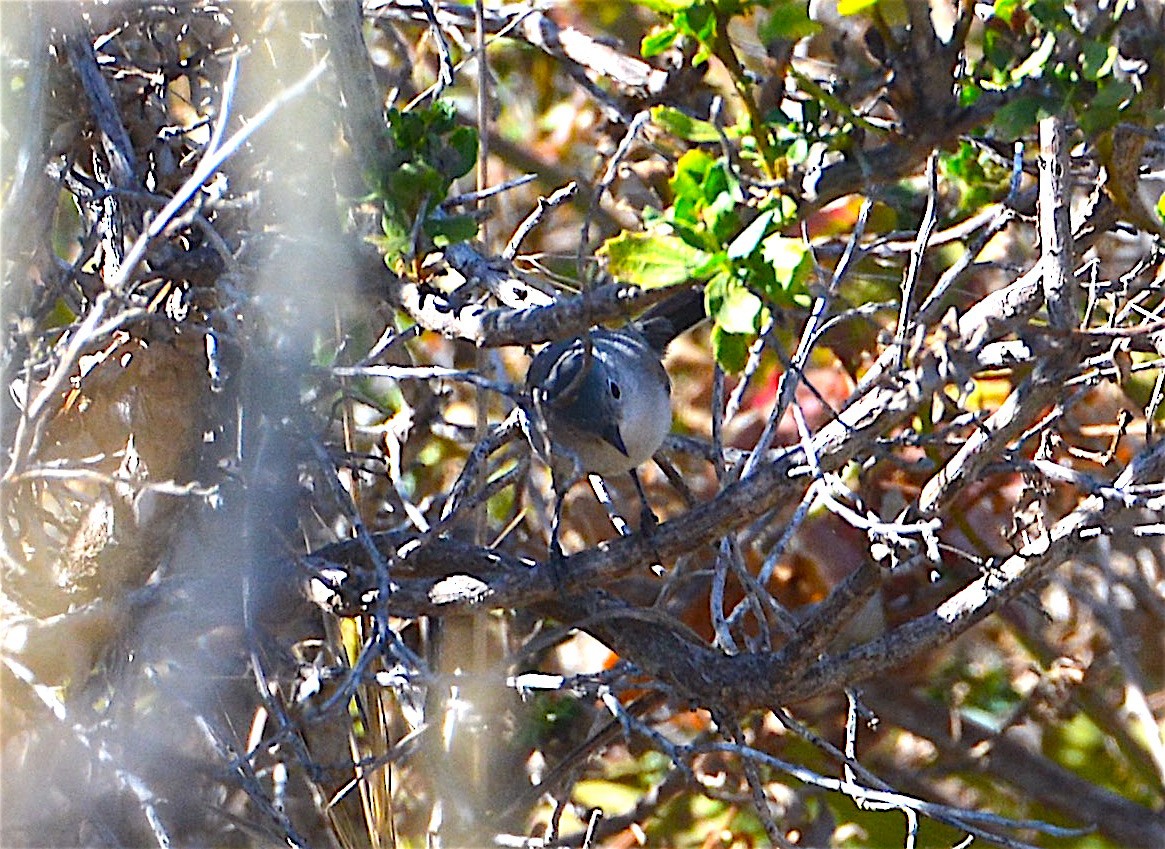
[635,284,707,352]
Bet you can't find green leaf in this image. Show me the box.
[727,209,774,260]
[712,282,763,334]
[670,149,717,203]
[1081,40,1117,82]
[785,136,810,164]
[763,192,800,229]
[710,324,751,373]
[761,235,812,292]
[441,126,479,179]
[704,271,729,316]
[704,188,742,244]
[599,231,713,288]
[668,199,705,241]
[992,95,1046,137]
[941,141,981,182]
[391,161,443,206]
[378,211,412,262]
[760,0,821,41]
[387,107,425,148]
[1010,32,1055,83]
[1078,80,1136,134]
[837,0,878,14]
[430,99,458,133]
[666,150,742,248]
[424,214,477,247]
[642,24,680,57]
[46,296,77,328]
[1027,0,1072,29]
[700,154,737,205]
[959,81,984,107]
[1091,79,1135,111]
[992,0,1022,25]
[712,0,747,15]
[675,4,716,45]
[635,0,700,11]
[982,24,1014,73]
[651,105,722,142]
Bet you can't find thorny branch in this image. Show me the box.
[4,2,1165,847]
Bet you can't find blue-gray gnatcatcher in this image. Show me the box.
[525,326,671,477]
[524,286,705,550]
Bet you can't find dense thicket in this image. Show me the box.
[3,2,1164,847]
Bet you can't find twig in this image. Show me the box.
[1038,115,1077,330]
[4,58,327,477]
[894,150,940,369]
[578,111,650,279]
[442,172,537,208]
[505,182,578,260]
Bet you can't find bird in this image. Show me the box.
[524,285,706,559]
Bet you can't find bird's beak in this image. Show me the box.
[601,421,630,456]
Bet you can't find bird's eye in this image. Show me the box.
[608,379,621,399]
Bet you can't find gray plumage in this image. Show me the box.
[525,286,704,477]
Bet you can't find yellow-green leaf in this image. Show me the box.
[600,231,712,289]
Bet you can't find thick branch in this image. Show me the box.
[866,684,1165,848]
